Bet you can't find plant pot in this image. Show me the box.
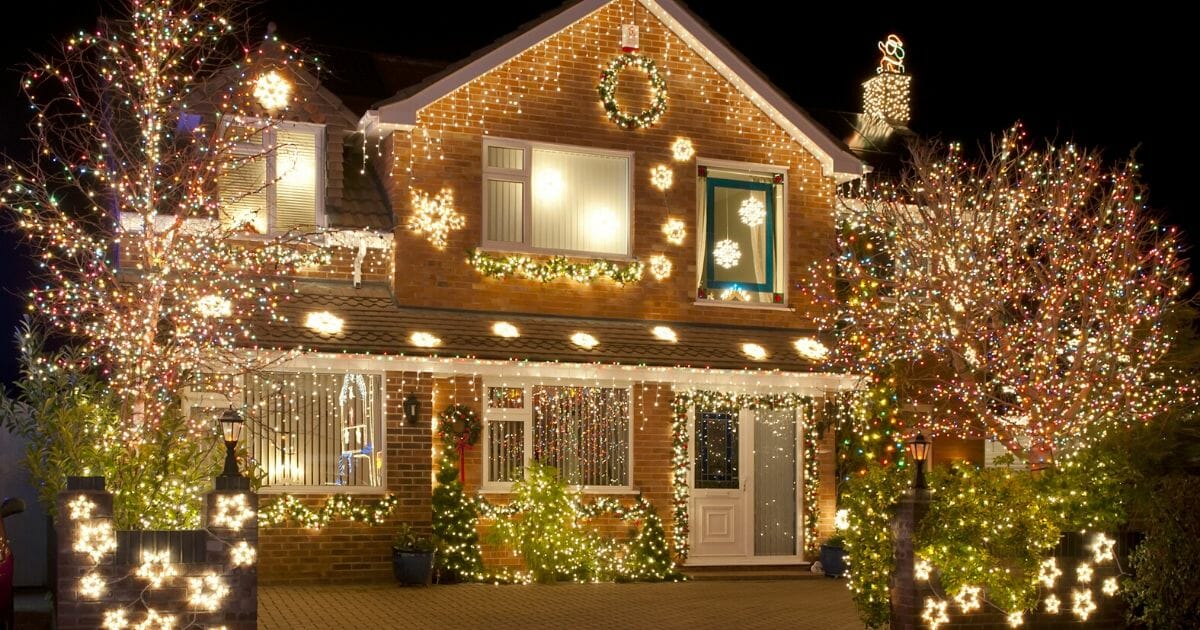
[392,549,435,586]
[820,544,846,578]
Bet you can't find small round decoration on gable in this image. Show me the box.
[598,53,668,130]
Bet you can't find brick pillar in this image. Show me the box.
[205,476,258,630]
[889,488,930,630]
[55,476,114,630]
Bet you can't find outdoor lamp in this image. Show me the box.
[403,393,421,425]
[907,432,930,490]
[219,407,244,477]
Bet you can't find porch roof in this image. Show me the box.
[255,282,829,373]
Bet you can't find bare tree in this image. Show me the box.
[822,125,1188,463]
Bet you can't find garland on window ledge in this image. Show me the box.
[467,249,644,284]
[670,391,820,560]
[259,494,398,529]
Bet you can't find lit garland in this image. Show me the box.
[258,493,399,529]
[670,391,818,560]
[467,249,644,284]
[597,53,668,130]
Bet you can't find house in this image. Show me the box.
[186,0,878,583]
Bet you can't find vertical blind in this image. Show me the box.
[274,127,321,230]
[244,372,382,488]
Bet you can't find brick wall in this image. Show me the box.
[257,370,432,585]
[386,0,838,329]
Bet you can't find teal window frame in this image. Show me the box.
[703,176,777,293]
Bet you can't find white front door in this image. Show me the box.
[688,407,803,565]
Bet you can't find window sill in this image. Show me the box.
[692,300,795,312]
[478,486,642,496]
[257,486,389,496]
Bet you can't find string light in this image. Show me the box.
[492,321,520,338]
[648,254,673,280]
[304,311,344,335]
[650,164,673,191]
[662,218,686,245]
[252,70,291,111]
[408,188,464,250]
[571,332,599,349]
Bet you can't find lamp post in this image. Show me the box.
[219,408,245,478]
[907,432,930,490]
[403,393,421,425]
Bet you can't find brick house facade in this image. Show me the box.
[182,0,869,584]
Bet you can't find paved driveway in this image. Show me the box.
[260,579,861,629]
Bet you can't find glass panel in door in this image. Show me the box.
[753,408,797,556]
[695,412,738,489]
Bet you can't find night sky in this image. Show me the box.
[0,1,1187,386]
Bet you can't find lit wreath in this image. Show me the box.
[598,53,668,130]
[437,404,482,447]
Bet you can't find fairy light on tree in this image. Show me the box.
[813,125,1188,463]
[0,0,332,457]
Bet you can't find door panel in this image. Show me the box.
[753,408,798,557]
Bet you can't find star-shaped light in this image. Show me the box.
[1037,558,1062,588]
[1072,589,1096,621]
[1090,533,1116,563]
[921,598,950,630]
[954,585,982,613]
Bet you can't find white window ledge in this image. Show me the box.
[478,244,636,263]
[257,486,389,496]
[693,300,795,312]
[478,486,642,496]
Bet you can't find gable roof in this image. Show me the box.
[372,0,864,180]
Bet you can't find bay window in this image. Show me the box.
[483,138,632,257]
[219,120,325,234]
[697,164,786,305]
[483,382,632,490]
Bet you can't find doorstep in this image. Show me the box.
[683,563,824,581]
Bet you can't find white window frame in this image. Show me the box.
[693,156,790,310]
[481,137,635,259]
[224,118,327,234]
[480,379,636,494]
[202,368,388,495]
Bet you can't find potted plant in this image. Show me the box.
[392,524,435,586]
[819,535,847,578]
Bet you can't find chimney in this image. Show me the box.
[862,34,912,127]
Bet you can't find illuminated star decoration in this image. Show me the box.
[921,598,950,630]
[230,541,256,567]
[102,609,129,630]
[135,550,178,588]
[132,608,176,630]
[212,494,255,530]
[68,495,97,520]
[650,164,674,191]
[252,70,291,111]
[1076,562,1093,583]
[1006,611,1024,627]
[671,137,695,161]
[75,522,118,562]
[187,574,230,611]
[662,218,686,245]
[648,255,673,280]
[712,239,741,269]
[954,585,982,613]
[408,188,465,250]
[737,196,766,227]
[1102,576,1119,596]
[913,558,932,581]
[1090,533,1116,563]
[79,572,106,599]
[1044,594,1061,614]
[1037,558,1062,588]
[1072,589,1097,621]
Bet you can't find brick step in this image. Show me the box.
[14,590,54,630]
[683,564,825,581]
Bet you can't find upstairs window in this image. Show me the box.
[219,120,325,234]
[483,138,632,257]
[697,164,786,305]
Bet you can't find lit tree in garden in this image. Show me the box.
[818,125,1188,463]
[0,0,329,444]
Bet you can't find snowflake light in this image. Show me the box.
[410,332,441,348]
[1090,533,1116,563]
[75,522,117,562]
[794,337,829,361]
[102,609,129,630]
[834,508,850,531]
[649,254,672,280]
[195,294,232,319]
[1044,594,1061,614]
[305,311,344,335]
[650,165,674,191]
[671,137,695,161]
[1102,576,1119,596]
[230,540,256,567]
[133,608,176,630]
[68,495,97,520]
[1076,562,1093,583]
[712,239,741,269]
[955,585,982,613]
[1037,558,1062,588]
[79,572,106,599]
[253,70,291,111]
[1072,589,1096,621]
[135,550,178,588]
[921,598,949,630]
[913,558,932,581]
[187,574,229,611]
[1006,611,1024,627]
[662,218,686,245]
[212,494,254,530]
[737,197,766,227]
[408,188,464,250]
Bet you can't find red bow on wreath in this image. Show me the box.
[437,404,482,484]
